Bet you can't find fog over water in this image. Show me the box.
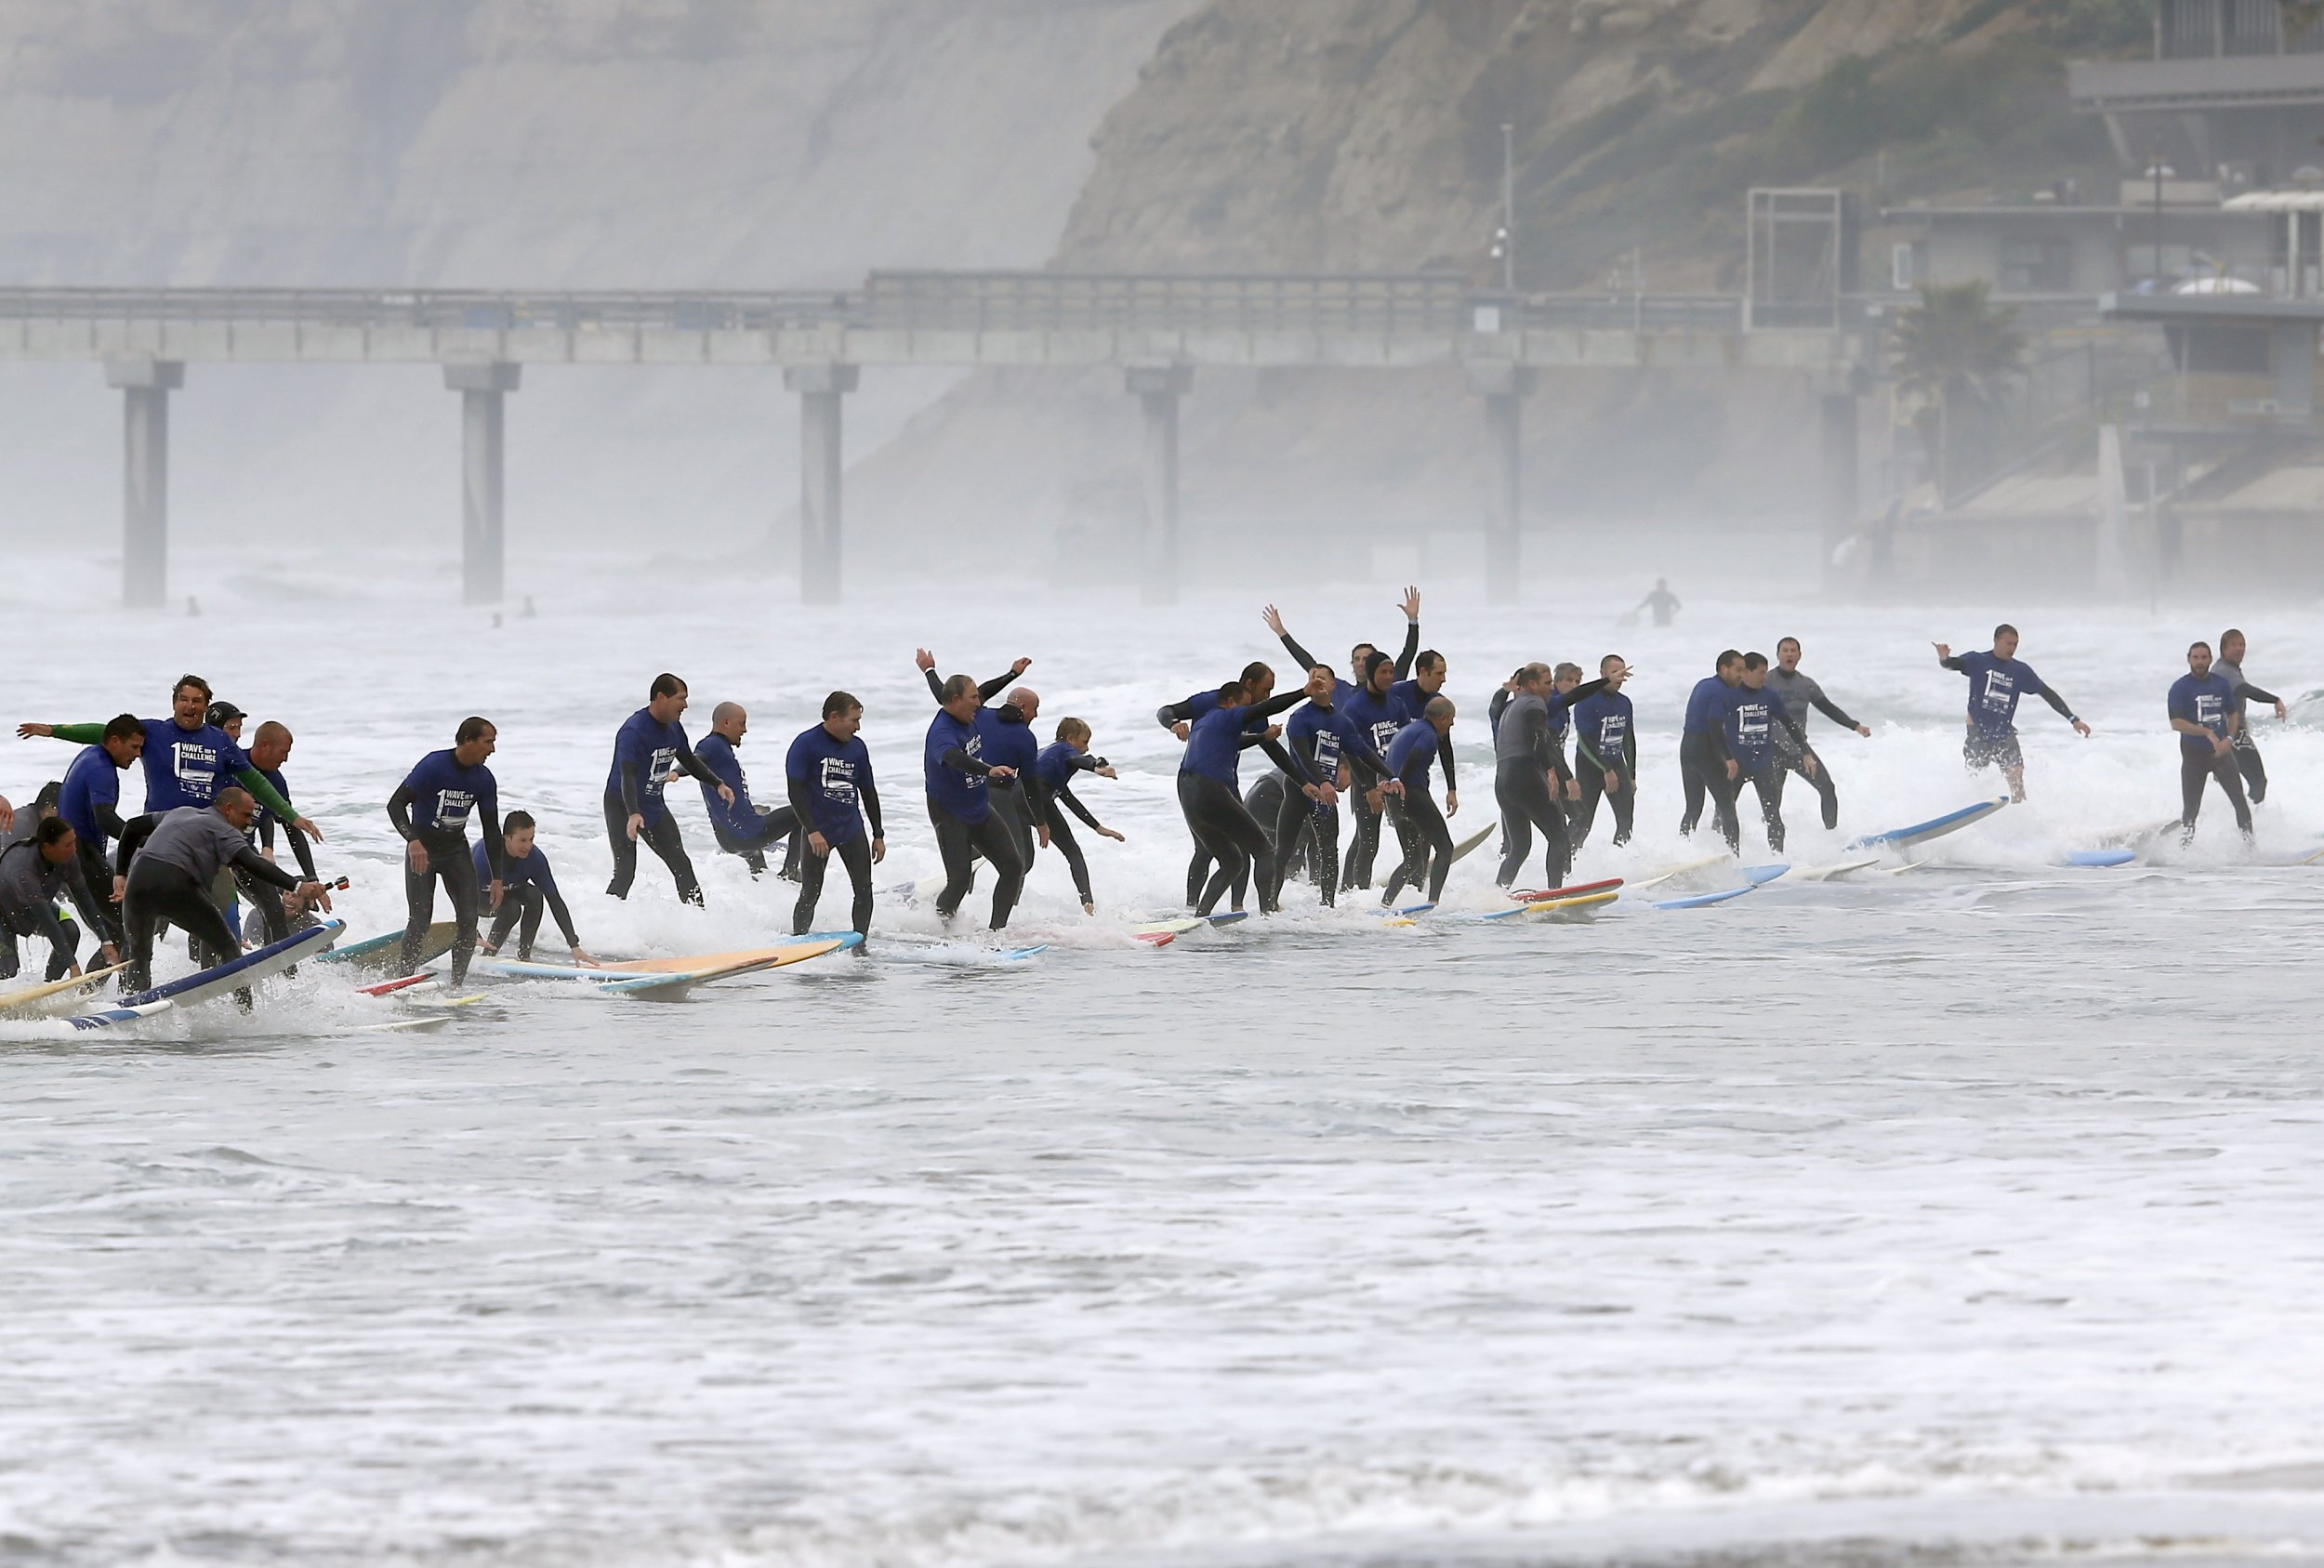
[4,555,2322,1565]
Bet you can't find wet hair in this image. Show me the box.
[102,713,142,744]
[1993,623,2018,641]
[173,674,212,703]
[939,673,979,704]
[1217,679,1249,706]
[2188,640,2212,656]
[1416,649,1445,676]
[455,716,495,744]
[35,815,73,849]
[1777,636,1801,654]
[649,672,687,701]
[1422,694,1455,722]
[1055,717,1091,744]
[1239,661,1274,689]
[504,810,536,835]
[1742,652,1769,673]
[1715,649,1743,670]
[1554,662,1582,681]
[254,719,292,746]
[823,691,862,719]
[1599,654,1624,675]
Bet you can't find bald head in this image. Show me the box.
[710,702,746,743]
[1007,686,1040,722]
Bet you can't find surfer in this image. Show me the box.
[694,703,800,880]
[926,673,1025,931]
[984,689,1051,885]
[18,674,321,845]
[604,674,732,906]
[476,810,596,967]
[55,715,144,950]
[1032,718,1123,916]
[2215,629,2286,807]
[1636,579,1682,627]
[1494,664,1608,890]
[1179,681,1312,917]
[2169,641,2254,845]
[1546,664,1586,807]
[1271,665,1397,910]
[1571,656,1638,849]
[115,791,331,996]
[1766,637,1870,831]
[1934,626,2090,803]
[234,721,320,949]
[1728,653,1792,853]
[1266,591,1420,888]
[0,816,116,983]
[387,717,506,988]
[1381,696,1460,906]
[786,692,885,939]
[1679,651,1746,852]
[1157,662,1299,908]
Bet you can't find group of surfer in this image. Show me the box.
[0,613,2295,992]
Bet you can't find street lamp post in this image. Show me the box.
[1500,121,1516,293]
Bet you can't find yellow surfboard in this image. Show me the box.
[589,942,848,976]
[0,961,129,1018]
[1521,889,1619,920]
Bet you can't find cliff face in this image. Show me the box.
[846,0,2139,580]
[0,0,1204,558]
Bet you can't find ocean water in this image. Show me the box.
[5,552,2324,1568]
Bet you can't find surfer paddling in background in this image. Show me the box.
[2168,641,2254,847]
[1934,625,2090,804]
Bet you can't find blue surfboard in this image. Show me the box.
[118,921,341,1009]
[2065,847,2135,868]
[1846,797,2009,851]
[1740,864,1790,886]
[1653,884,1758,911]
[1200,911,1249,927]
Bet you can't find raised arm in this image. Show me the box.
[1264,603,1319,675]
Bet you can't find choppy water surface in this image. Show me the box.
[5,556,2324,1567]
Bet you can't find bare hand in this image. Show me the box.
[1804,755,1819,779]
[1100,827,1126,842]
[1261,604,1286,636]
[1095,765,1118,780]
[111,875,126,903]
[1932,642,1952,662]
[2073,720,2093,738]
[2212,734,2233,757]
[1366,787,1385,810]
[913,648,936,672]
[486,878,502,914]
[1446,789,1459,818]
[293,816,324,843]
[987,766,1016,782]
[17,722,52,739]
[1263,724,1282,742]
[1400,586,1419,620]
[2276,701,2290,721]
[1010,657,1032,677]
[808,831,830,857]
[1037,825,1051,850]
[300,881,335,915]
[406,839,430,875]
[99,943,120,967]
[1724,759,1739,781]
[717,784,735,807]
[66,959,83,979]
[870,837,887,864]
[1171,721,1190,742]
[1564,778,1580,801]
[574,949,601,968]
[1605,771,1619,793]
[1384,780,1406,797]
[1855,724,1871,738]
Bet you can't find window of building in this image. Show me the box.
[1998,237,2074,293]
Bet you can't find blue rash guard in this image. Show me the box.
[1573,691,1635,771]
[691,731,762,839]
[1181,705,1281,788]
[1034,741,1090,796]
[924,709,994,824]
[1286,701,1386,787]
[398,749,499,837]
[1725,685,1789,771]
[58,744,125,854]
[1342,684,1405,762]
[605,707,696,825]
[978,710,1046,827]
[2169,671,2237,754]
[133,718,251,811]
[1683,676,1737,736]
[1385,719,1445,787]
[787,723,877,845]
[475,837,559,899]
[1948,652,2049,736]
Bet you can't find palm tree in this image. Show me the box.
[1892,280,2026,503]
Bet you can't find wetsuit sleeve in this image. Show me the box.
[22,882,79,955]
[1552,679,1610,714]
[477,776,505,882]
[46,724,106,744]
[1155,697,1196,730]
[673,742,719,787]
[1939,656,1967,674]
[543,881,581,949]
[617,759,643,815]
[939,747,995,777]
[387,784,416,841]
[859,762,884,839]
[1019,771,1052,830]
[923,667,944,703]
[1812,692,1862,730]
[977,672,1013,705]
[232,768,299,824]
[1054,782,1103,831]
[229,842,302,893]
[2238,681,2283,705]
[59,857,108,940]
[284,820,319,882]
[92,801,126,841]
[1257,735,1301,779]
[1393,621,1419,679]
[1437,733,1457,788]
[2037,688,2077,720]
[785,772,818,829]
[114,813,158,876]
[257,814,275,851]
[1276,629,1318,672]
[1252,691,1303,721]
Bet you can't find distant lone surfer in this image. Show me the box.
[1934,625,2090,803]
[1636,579,1681,627]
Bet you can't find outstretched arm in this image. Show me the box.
[1264,604,1319,674]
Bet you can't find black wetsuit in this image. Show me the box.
[1157,687,1304,910]
[0,838,107,982]
[115,808,302,997]
[2216,656,2280,805]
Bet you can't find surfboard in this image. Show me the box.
[2091,817,2179,849]
[1199,911,1248,927]
[1385,902,1436,917]
[1625,855,1730,894]
[1653,884,1757,911]
[1793,857,1883,882]
[356,971,438,997]
[0,961,129,1019]
[1446,824,1498,865]
[1511,877,1623,903]
[1135,930,1177,948]
[1846,797,2008,851]
[117,921,342,1010]
[60,1000,176,1031]
[583,941,851,976]
[319,922,458,973]
[353,1015,451,1034]
[2065,848,2136,868]
[1522,889,1618,920]
[1741,863,1790,886]
[1131,917,1205,938]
